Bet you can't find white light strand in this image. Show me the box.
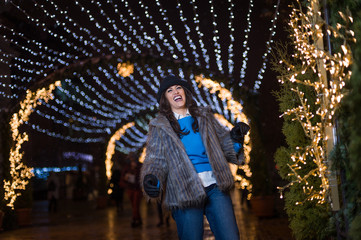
[239,0,254,85]
[46,0,113,52]
[29,123,104,143]
[227,0,236,74]
[154,0,188,61]
[209,0,224,73]
[9,1,93,58]
[32,0,104,54]
[73,0,130,53]
[135,0,177,59]
[34,107,118,128]
[254,0,281,90]
[176,0,201,66]
[42,99,121,126]
[190,0,210,68]
[117,0,164,56]
[0,24,75,65]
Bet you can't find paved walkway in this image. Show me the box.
[0,190,294,240]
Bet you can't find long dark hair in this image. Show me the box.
[159,87,199,138]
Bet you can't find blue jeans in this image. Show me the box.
[172,184,239,240]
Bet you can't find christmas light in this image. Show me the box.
[105,122,135,180]
[4,81,61,208]
[254,0,281,89]
[239,0,254,83]
[277,0,354,204]
[0,1,283,205]
[117,61,134,77]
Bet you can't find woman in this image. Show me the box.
[140,75,249,239]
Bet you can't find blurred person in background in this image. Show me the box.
[123,154,143,227]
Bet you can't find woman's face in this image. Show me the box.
[165,85,186,112]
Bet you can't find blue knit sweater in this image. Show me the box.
[178,116,212,173]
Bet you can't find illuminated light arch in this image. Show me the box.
[4,81,61,208]
[105,122,135,180]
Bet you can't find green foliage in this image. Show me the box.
[274,103,331,240]
[329,56,361,240]
[348,63,361,190]
[349,215,361,240]
[272,13,332,240]
[327,0,361,239]
[274,147,291,180]
[274,82,332,239]
[285,188,331,240]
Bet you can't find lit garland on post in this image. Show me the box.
[4,81,61,209]
[277,0,354,205]
[105,122,135,180]
[194,75,252,192]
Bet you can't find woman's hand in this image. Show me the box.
[143,174,160,198]
[230,122,250,145]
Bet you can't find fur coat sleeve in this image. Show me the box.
[140,124,168,197]
[204,108,243,165]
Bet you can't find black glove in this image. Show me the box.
[230,122,250,144]
[143,174,160,198]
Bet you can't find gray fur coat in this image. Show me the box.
[140,107,242,210]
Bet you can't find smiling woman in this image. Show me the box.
[140,75,250,239]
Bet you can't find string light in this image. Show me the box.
[1,1,281,103]
[154,0,188,61]
[227,0,236,75]
[277,0,354,204]
[0,1,282,205]
[176,0,201,66]
[239,0,254,84]
[254,0,281,90]
[209,0,224,73]
[105,122,135,180]
[117,61,134,77]
[190,0,210,68]
[4,81,61,209]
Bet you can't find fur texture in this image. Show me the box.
[140,107,242,210]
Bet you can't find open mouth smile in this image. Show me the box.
[173,96,182,102]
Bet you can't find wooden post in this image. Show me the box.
[311,0,340,211]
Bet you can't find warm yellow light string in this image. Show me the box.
[4,81,61,209]
[277,0,354,204]
[105,122,135,180]
[195,75,252,193]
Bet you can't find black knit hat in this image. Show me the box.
[157,75,191,103]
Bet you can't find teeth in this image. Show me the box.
[174,96,182,101]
